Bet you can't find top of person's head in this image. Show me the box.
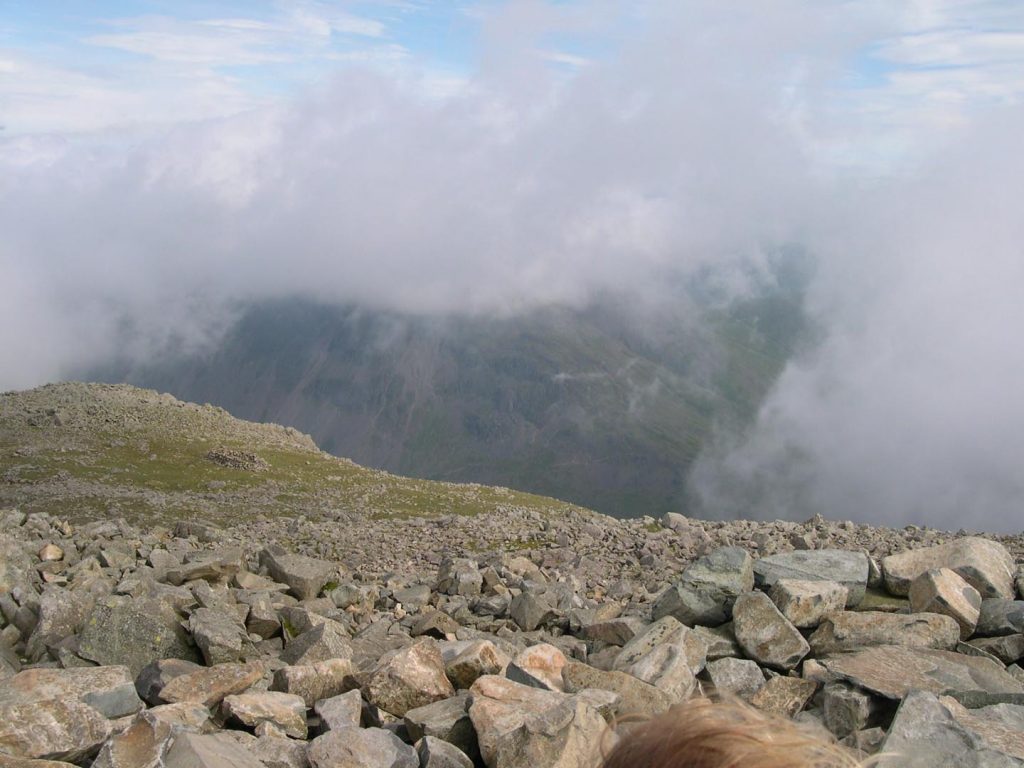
[601,698,867,768]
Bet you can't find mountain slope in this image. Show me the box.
[96,271,809,518]
[0,382,587,526]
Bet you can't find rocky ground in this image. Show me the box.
[3,383,1024,766]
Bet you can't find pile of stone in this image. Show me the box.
[2,508,1024,766]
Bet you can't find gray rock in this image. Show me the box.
[808,611,960,655]
[166,549,243,586]
[880,690,1024,767]
[652,546,753,627]
[189,607,253,665]
[135,658,204,706]
[261,550,337,602]
[163,732,267,768]
[819,645,1024,699]
[748,675,817,717]
[732,591,809,671]
[403,693,478,763]
[315,690,363,731]
[272,659,355,708]
[281,622,353,666]
[562,659,674,717]
[25,586,93,662]
[436,559,483,598]
[307,727,418,768]
[444,639,509,689]
[882,537,1016,600]
[78,596,199,676]
[613,616,708,675]
[969,635,1024,665]
[506,643,567,691]
[977,600,1024,637]
[621,642,698,702]
[509,591,558,632]
[703,657,765,698]
[363,638,455,717]
[821,682,883,739]
[415,736,473,768]
[0,665,143,719]
[578,616,645,646]
[159,662,265,707]
[768,579,848,629]
[754,550,869,607]
[0,698,112,762]
[909,568,982,640]
[222,691,308,739]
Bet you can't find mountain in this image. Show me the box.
[0,382,584,527]
[95,262,810,518]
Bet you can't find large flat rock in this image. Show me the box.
[882,537,1016,599]
[753,550,869,607]
[819,645,1024,700]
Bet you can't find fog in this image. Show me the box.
[2,1,1024,529]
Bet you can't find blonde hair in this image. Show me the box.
[601,698,867,768]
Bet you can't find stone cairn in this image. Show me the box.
[2,508,1024,767]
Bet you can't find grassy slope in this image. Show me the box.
[0,382,586,527]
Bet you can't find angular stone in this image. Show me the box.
[977,600,1024,637]
[135,659,203,706]
[691,624,741,662]
[315,690,363,731]
[969,635,1024,665]
[732,591,809,671]
[91,715,171,768]
[145,702,214,732]
[0,666,143,719]
[436,558,482,598]
[749,675,817,717]
[0,699,111,762]
[703,658,765,699]
[769,579,848,629]
[754,550,869,607]
[908,568,982,640]
[621,642,697,702]
[411,611,460,640]
[415,736,472,768]
[78,596,198,676]
[281,621,352,666]
[403,693,478,762]
[881,690,1024,767]
[561,659,673,717]
[272,659,355,708]
[159,662,265,707]
[25,587,92,662]
[652,547,753,627]
[163,732,266,768]
[882,537,1015,599]
[578,616,645,646]
[809,611,960,655]
[821,681,883,739]
[223,692,307,739]
[189,607,253,665]
[246,597,282,640]
[509,591,558,632]
[444,639,508,689]
[613,616,708,675]
[363,638,455,717]
[307,727,418,768]
[166,549,242,586]
[468,676,606,768]
[506,643,567,691]
[261,550,337,602]
[819,645,1024,699]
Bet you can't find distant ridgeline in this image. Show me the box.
[95,255,812,518]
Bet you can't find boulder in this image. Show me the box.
[222,692,308,739]
[135,658,203,706]
[754,550,869,607]
[436,559,483,598]
[0,699,111,762]
[468,676,606,768]
[908,567,982,639]
[561,659,674,717]
[881,537,1015,599]
[444,639,508,689]
[260,550,337,602]
[819,645,1024,700]
[509,591,558,632]
[821,682,884,739]
[748,675,817,717]
[0,666,142,719]
[159,662,265,707]
[968,635,1024,665]
[703,658,765,698]
[189,607,253,665]
[808,611,960,655]
[621,643,697,702]
[768,579,848,629]
[307,727,418,768]
[363,638,455,716]
[281,622,353,666]
[506,643,567,691]
[732,591,809,671]
[91,716,171,768]
[578,616,645,646]
[613,616,708,675]
[652,547,753,626]
[315,690,363,731]
[976,600,1024,637]
[272,659,355,708]
[78,596,198,676]
[163,732,266,768]
[415,736,473,768]
[403,693,478,762]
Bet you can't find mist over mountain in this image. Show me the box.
[94,261,810,519]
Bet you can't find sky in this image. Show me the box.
[3,1,1024,529]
